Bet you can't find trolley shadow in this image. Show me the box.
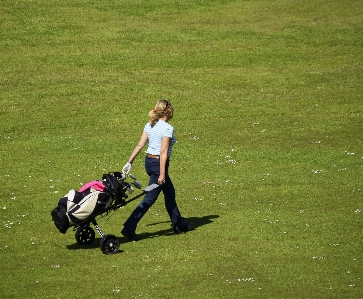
[66,238,124,254]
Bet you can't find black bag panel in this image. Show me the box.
[51,195,70,234]
[58,196,68,210]
[72,190,85,204]
[92,192,112,215]
[97,192,111,203]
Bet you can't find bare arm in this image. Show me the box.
[128,131,148,164]
[158,137,170,184]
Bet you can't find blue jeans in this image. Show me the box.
[123,156,185,232]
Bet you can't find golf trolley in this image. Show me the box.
[51,172,158,255]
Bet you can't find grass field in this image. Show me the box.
[1,0,363,298]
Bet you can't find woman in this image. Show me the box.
[121,99,193,241]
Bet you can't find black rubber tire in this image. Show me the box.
[100,234,120,254]
[75,226,96,245]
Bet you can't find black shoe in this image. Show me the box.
[174,222,194,233]
[121,227,141,241]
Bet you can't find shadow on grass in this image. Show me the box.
[66,238,124,254]
[146,214,219,229]
[138,214,220,240]
[66,214,219,250]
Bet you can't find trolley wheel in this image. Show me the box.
[100,234,120,255]
[75,226,96,245]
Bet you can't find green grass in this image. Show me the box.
[1,0,363,298]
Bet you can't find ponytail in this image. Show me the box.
[149,109,159,126]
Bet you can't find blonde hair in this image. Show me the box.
[149,99,172,125]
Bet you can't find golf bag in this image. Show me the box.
[51,173,125,234]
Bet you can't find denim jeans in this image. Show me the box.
[123,156,185,232]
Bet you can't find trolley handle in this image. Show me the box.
[114,183,160,208]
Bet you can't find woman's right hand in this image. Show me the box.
[158,174,165,185]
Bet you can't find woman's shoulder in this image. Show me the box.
[160,121,174,131]
[144,122,152,130]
